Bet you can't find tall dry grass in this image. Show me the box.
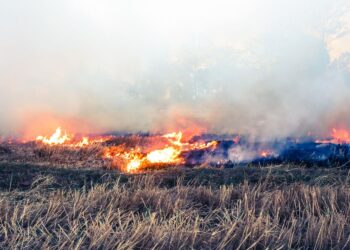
[0,174,350,249]
[0,143,108,169]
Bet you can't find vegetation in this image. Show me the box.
[0,163,350,249]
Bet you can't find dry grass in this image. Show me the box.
[0,167,350,249]
[0,142,108,169]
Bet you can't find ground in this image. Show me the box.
[0,162,350,249]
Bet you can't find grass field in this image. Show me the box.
[1,162,350,249]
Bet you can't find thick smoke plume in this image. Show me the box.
[1,0,350,139]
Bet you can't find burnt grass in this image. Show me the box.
[1,162,350,249]
[1,162,349,191]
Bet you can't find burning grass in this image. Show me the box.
[0,163,350,249]
[3,126,350,172]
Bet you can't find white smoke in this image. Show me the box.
[0,0,350,138]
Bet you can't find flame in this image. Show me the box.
[331,128,350,144]
[163,132,183,146]
[75,137,90,147]
[103,131,217,173]
[316,128,350,144]
[259,150,276,158]
[36,127,111,147]
[103,145,183,173]
[127,159,142,172]
[260,151,268,157]
[36,127,71,145]
[146,147,182,164]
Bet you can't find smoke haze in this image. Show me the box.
[1,0,350,138]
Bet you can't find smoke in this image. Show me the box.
[1,0,350,138]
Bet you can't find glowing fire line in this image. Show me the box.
[36,127,110,147]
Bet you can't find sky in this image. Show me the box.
[1,0,350,138]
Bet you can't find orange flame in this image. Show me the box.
[316,128,350,144]
[36,127,111,147]
[331,128,350,144]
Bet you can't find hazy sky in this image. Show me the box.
[1,0,350,138]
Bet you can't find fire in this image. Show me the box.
[146,147,182,164]
[75,137,90,147]
[36,127,71,145]
[127,159,142,172]
[316,128,350,144]
[259,150,276,158]
[102,146,143,173]
[35,127,217,173]
[36,127,111,147]
[260,151,268,157]
[103,145,183,173]
[103,131,217,173]
[331,128,350,144]
[163,132,183,147]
